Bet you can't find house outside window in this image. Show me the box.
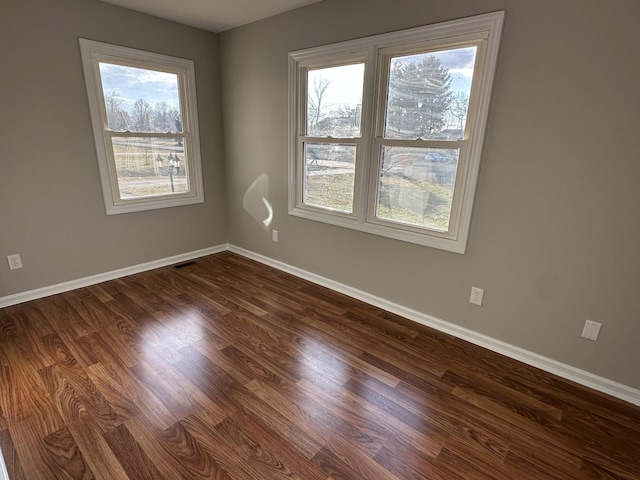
[288,12,504,253]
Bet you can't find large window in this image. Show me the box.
[289,12,504,253]
[80,39,204,214]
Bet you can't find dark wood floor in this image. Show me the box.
[1,252,639,479]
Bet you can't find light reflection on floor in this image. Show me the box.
[298,339,348,385]
[294,339,357,427]
[137,310,207,362]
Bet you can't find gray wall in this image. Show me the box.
[0,0,227,297]
[220,0,640,389]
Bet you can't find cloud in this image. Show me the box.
[99,63,180,111]
[435,46,477,73]
[100,63,177,86]
[449,66,475,78]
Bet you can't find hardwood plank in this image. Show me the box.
[253,376,383,457]
[435,446,520,480]
[311,445,370,480]
[214,416,305,479]
[178,413,259,480]
[74,334,179,431]
[53,328,100,369]
[374,441,465,480]
[442,369,564,421]
[35,297,95,338]
[245,378,335,447]
[84,363,141,421]
[342,377,453,449]
[125,414,234,480]
[449,385,584,455]
[319,433,404,480]
[226,382,324,460]
[188,273,269,318]
[225,408,328,480]
[297,376,445,458]
[9,416,85,480]
[39,360,121,434]
[358,351,454,394]
[103,423,167,480]
[2,309,55,370]
[85,284,114,303]
[171,345,240,415]
[41,426,95,480]
[191,336,255,386]
[129,361,201,421]
[0,362,62,428]
[63,289,120,332]
[295,332,403,389]
[63,417,131,480]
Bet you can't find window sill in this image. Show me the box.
[289,205,467,254]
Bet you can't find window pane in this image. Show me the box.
[303,143,356,213]
[307,64,364,138]
[111,137,188,199]
[384,46,476,141]
[99,63,183,133]
[376,146,459,231]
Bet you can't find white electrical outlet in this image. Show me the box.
[272,230,278,242]
[582,320,602,341]
[469,286,484,306]
[7,254,23,270]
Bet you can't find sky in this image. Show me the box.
[98,45,475,117]
[308,45,477,108]
[99,63,181,112]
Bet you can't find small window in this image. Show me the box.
[289,12,504,253]
[80,39,204,214]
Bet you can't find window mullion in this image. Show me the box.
[377,138,466,149]
[300,136,359,144]
[108,131,188,139]
[357,45,379,224]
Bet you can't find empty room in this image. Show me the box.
[1,0,639,478]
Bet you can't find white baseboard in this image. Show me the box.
[0,244,228,308]
[228,245,640,407]
[2,242,638,406]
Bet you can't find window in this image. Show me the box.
[289,12,504,253]
[80,39,204,214]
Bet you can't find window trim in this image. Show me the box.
[80,39,205,215]
[288,11,504,253]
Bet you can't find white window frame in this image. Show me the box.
[80,39,204,215]
[288,12,504,253]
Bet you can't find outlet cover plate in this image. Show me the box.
[582,320,602,341]
[470,286,484,306]
[7,254,23,270]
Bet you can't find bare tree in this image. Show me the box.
[447,91,469,132]
[307,76,332,136]
[152,101,171,132]
[104,91,129,131]
[132,99,153,132]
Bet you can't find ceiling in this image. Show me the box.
[99,0,324,33]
